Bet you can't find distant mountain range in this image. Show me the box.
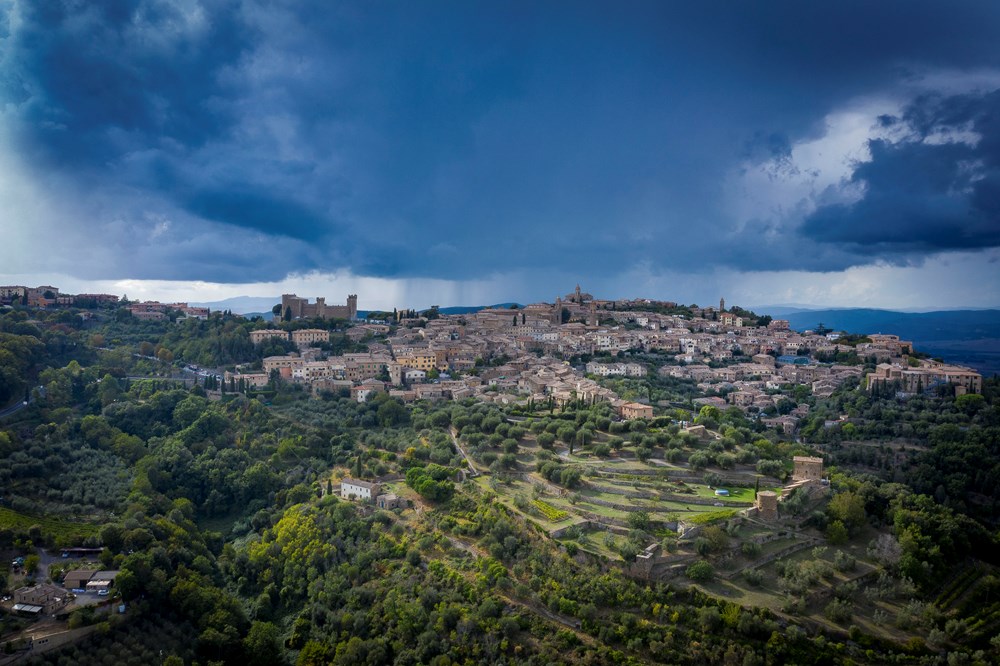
[190,296,280,313]
[774,308,998,341]
[752,304,999,316]
[771,308,1000,376]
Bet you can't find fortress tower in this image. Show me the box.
[756,491,778,520]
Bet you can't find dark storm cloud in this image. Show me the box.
[2,0,1000,282]
[3,0,253,162]
[800,90,1000,257]
[184,189,330,241]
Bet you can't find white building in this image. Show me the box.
[340,478,380,502]
[404,369,427,383]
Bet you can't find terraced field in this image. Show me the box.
[0,507,101,542]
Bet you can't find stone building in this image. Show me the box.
[619,402,654,420]
[792,456,824,482]
[376,494,406,510]
[13,584,65,615]
[250,329,290,345]
[292,329,330,350]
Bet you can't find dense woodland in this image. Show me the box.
[1,305,998,665]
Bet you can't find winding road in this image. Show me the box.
[0,386,41,420]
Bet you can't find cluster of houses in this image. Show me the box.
[128,301,210,321]
[9,570,119,617]
[9,283,981,429]
[866,359,983,395]
[217,288,981,427]
[0,284,215,324]
[0,285,119,308]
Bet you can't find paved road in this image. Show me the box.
[0,400,29,419]
[0,386,40,420]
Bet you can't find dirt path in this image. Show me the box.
[449,427,479,477]
[501,594,592,642]
[443,534,489,559]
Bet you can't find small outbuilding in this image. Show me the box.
[85,571,119,593]
[376,494,405,510]
[63,570,97,590]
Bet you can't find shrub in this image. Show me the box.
[826,520,849,545]
[686,560,714,582]
[834,550,856,572]
[755,459,785,478]
[627,511,650,531]
[824,599,853,624]
[688,451,712,470]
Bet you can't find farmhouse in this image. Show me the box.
[341,478,380,502]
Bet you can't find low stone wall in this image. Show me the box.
[596,467,769,488]
[584,496,655,512]
[510,473,566,497]
[549,521,594,539]
[660,492,754,507]
[572,509,677,533]
[597,467,663,477]
[573,508,629,529]
[806,567,879,606]
[719,537,821,580]
[1,626,102,664]
[585,481,659,499]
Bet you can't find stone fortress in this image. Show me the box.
[753,455,827,521]
[281,293,358,321]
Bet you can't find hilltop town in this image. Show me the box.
[2,282,983,434]
[0,282,995,665]
[222,287,983,421]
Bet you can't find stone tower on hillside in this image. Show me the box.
[756,491,778,520]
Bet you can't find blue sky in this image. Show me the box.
[1,1,998,310]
